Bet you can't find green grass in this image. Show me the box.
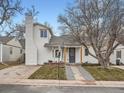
[0,63,8,70]
[83,66,124,81]
[29,64,66,80]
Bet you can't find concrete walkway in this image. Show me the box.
[65,66,75,80]
[0,65,40,79]
[71,66,85,80]
[65,65,94,80]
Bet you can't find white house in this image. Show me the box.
[25,15,124,65]
[0,37,25,63]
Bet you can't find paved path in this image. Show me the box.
[65,66,75,80]
[112,66,124,70]
[0,65,40,79]
[65,65,94,80]
[71,66,85,80]
[78,66,95,80]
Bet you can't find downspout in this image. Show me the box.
[0,42,3,63]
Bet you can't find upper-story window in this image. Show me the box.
[40,30,47,38]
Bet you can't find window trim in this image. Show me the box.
[40,29,47,38]
[116,50,121,58]
[85,48,89,56]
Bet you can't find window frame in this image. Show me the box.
[40,29,47,38]
[85,48,89,56]
[116,50,121,58]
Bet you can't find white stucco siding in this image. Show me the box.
[83,47,98,64]
[33,25,52,64]
[25,16,37,65]
[75,48,80,63]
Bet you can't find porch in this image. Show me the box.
[48,46,84,64]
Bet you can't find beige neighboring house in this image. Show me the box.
[0,37,25,63]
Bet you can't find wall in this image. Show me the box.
[83,46,98,64]
[25,15,37,65]
[110,44,124,64]
[0,38,24,62]
[33,25,52,65]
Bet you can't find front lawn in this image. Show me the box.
[83,65,124,81]
[0,63,8,70]
[29,64,66,80]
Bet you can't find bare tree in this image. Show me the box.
[0,0,23,33]
[58,0,124,68]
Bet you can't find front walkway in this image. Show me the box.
[65,65,94,80]
[0,65,40,79]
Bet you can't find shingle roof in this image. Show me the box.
[45,35,81,47]
[0,36,14,44]
[19,39,25,49]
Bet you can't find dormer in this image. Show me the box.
[33,23,53,44]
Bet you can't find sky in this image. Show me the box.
[15,0,75,36]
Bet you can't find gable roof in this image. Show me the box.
[19,39,25,49]
[45,35,81,47]
[34,23,53,36]
[0,36,14,44]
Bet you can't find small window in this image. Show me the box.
[40,30,47,37]
[10,47,13,54]
[116,51,121,58]
[20,49,23,54]
[85,48,89,56]
[55,50,60,58]
[44,31,47,37]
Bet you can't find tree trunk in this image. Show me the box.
[98,56,110,69]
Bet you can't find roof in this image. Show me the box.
[45,35,81,47]
[34,23,53,36]
[0,36,14,44]
[19,39,25,49]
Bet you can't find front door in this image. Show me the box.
[69,48,75,63]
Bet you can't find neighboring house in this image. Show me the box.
[0,37,25,63]
[25,15,124,65]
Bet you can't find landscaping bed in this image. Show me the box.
[29,64,66,80]
[83,65,124,81]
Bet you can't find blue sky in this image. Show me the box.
[16,0,75,35]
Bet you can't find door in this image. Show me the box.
[69,48,75,63]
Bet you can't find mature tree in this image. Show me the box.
[0,0,23,34]
[58,0,124,68]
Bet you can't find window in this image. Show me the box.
[85,48,89,56]
[20,49,23,54]
[40,30,47,37]
[116,51,121,58]
[10,47,13,54]
[55,50,60,58]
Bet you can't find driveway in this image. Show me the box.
[0,65,40,79]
